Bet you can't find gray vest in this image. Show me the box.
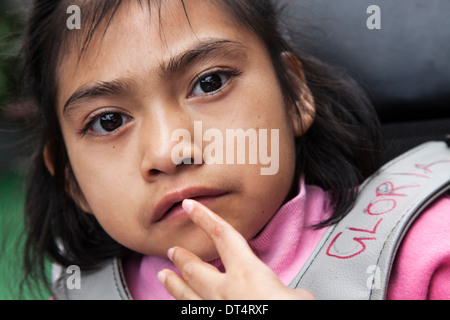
[52,141,450,300]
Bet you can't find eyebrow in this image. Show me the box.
[63,39,247,118]
[160,39,247,76]
[63,79,136,118]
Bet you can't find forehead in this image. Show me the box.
[56,0,259,109]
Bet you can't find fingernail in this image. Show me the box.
[157,271,166,285]
[167,247,175,261]
[182,199,194,214]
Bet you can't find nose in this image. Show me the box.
[139,109,202,181]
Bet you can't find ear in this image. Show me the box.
[282,52,316,138]
[43,143,55,176]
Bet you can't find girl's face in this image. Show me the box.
[55,0,307,261]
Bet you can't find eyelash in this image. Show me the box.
[79,109,132,137]
[188,68,242,98]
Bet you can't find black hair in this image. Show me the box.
[19,0,382,292]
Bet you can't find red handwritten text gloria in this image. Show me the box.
[326,159,450,260]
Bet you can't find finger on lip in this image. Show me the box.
[182,199,222,223]
[154,188,229,222]
[182,199,195,215]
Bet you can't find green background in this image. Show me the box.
[0,1,51,299]
[0,170,51,299]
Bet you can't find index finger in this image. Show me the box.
[182,199,258,268]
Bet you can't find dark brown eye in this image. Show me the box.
[91,113,130,134]
[200,74,224,93]
[191,73,230,96]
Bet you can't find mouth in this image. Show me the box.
[153,187,229,222]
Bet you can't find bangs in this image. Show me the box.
[57,0,281,63]
[58,0,157,62]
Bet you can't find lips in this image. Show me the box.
[153,187,228,222]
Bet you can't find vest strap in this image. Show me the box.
[288,141,450,299]
[53,257,131,300]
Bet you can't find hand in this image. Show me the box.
[157,199,315,300]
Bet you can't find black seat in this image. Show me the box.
[280,0,450,163]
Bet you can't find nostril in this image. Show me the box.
[145,157,196,179]
[149,169,163,176]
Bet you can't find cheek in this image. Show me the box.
[64,136,139,213]
[68,155,147,250]
[224,128,297,239]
